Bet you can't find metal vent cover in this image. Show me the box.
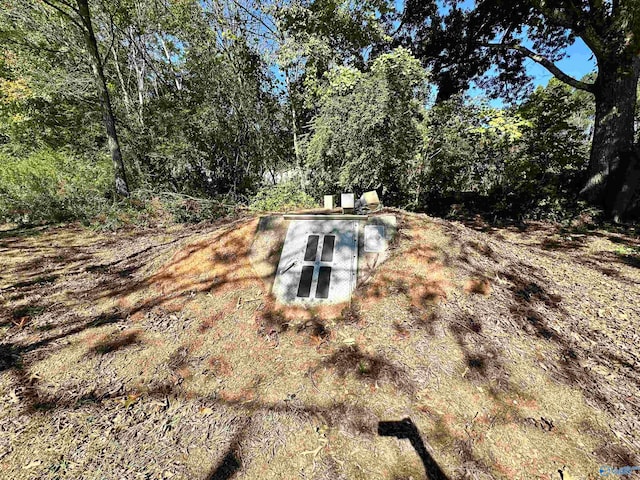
[273,220,358,305]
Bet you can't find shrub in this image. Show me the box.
[0,149,112,224]
[90,190,238,230]
[249,181,318,212]
[161,193,238,224]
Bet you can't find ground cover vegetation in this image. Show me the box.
[1,211,639,479]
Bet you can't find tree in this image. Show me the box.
[304,47,427,204]
[2,0,130,196]
[75,0,129,196]
[399,0,640,220]
[415,97,528,209]
[513,79,593,209]
[252,0,393,181]
[103,0,289,197]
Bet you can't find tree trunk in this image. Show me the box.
[76,0,130,197]
[581,56,640,220]
[284,70,302,187]
[158,33,182,91]
[111,46,131,115]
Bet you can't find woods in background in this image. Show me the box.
[1,0,638,225]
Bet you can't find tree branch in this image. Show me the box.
[39,0,83,30]
[480,42,596,93]
[228,0,279,39]
[101,10,117,70]
[531,0,605,58]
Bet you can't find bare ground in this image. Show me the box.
[0,210,639,480]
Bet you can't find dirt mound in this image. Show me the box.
[1,212,639,479]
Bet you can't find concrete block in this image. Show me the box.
[341,193,355,209]
[323,195,334,209]
[362,190,380,207]
[341,193,355,213]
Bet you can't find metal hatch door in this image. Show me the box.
[273,220,358,304]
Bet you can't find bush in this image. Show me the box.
[0,149,112,224]
[249,181,318,212]
[90,190,239,231]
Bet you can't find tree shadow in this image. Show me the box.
[3,213,638,477]
[90,330,142,355]
[449,315,509,389]
[1,275,59,292]
[599,250,640,269]
[0,224,47,241]
[314,345,416,395]
[204,420,250,480]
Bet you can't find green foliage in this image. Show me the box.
[304,51,593,219]
[0,0,606,224]
[2,0,293,200]
[125,40,287,197]
[413,98,523,201]
[0,149,111,223]
[304,47,426,204]
[0,4,101,156]
[511,79,592,203]
[250,181,318,212]
[412,80,593,219]
[276,0,393,109]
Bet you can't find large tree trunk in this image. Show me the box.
[581,56,640,220]
[76,0,130,197]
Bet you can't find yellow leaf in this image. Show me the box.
[199,407,214,416]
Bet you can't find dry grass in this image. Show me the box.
[1,211,639,479]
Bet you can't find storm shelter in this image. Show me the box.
[273,219,359,305]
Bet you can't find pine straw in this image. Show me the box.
[0,211,638,479]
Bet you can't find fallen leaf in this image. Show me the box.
[121,393,140,408]
[25,460,41,469]
[9,389,21,404]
